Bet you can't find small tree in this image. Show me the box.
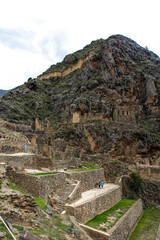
[128,172,143,193]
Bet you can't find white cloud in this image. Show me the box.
[0,0,160,89]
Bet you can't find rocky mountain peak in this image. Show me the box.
[0,34,160,125]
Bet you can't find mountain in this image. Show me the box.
[0,34,160,165]
[0,89,9,97]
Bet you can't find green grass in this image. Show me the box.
[69,168,100,172]
[0,222,14,240]
[129,207,160,240]
[8,179,48,212]
[85,198,136,232]
[69,162,101,171]
[8,179,27,194]
[34,196,48,211]
[27,215,74,240]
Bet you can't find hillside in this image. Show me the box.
[0,34,160,239]
[0,34,160,165]
[0,34,159,122]
[0,89,8,97]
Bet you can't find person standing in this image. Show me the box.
[24,145,27,152]
[98,180,101,188]
[101,181,104,188]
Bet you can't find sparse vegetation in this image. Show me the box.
[129,206,160,240]
[34,196,47,211]
[0,222,14,239]
[27,215,75,240]
[8,179,27,194]
[54,126,76,138]
[78,162,100,169]
[69,162,101,171]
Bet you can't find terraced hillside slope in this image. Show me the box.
[0,34,160,167]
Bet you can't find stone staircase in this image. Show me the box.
[56,180,76,213]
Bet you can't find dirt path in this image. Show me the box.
[0,153,35,156]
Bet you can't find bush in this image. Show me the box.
[128,172,143,192]
[55,127,76,138]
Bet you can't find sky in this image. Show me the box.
[0,0,160,90]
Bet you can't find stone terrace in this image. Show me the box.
[66,183,122,223]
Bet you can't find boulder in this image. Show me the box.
[19,229,40,240]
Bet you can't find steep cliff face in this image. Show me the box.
[0,34,160,164]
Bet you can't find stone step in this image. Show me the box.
[56,182,76,213]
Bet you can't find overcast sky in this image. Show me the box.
[0,0,160,90]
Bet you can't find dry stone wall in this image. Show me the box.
[38,53,93,80]
[67,168,105,194]
[107,199,143,240]
[131,165,160,182]
[79,225,110,240]
[0,154,54,171]
[80,199,143,240]
[0,154,35,170]
[6,166,66,198]
[6,168,105,199]
[66,186,122,223]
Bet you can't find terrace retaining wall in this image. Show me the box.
[80,199,143,240]
[66,186,122,223]
[6,166,66,198]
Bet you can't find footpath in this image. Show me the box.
[0,153,35,156]
[68,183,119,207]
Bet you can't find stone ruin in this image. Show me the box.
[0,163,38,227]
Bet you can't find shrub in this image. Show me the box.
[128,172,143,192]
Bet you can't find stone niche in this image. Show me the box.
[31,135,37,144]
[113,107,136,123]
[43,144,51,157]
[72,111,81,123]
[34,118,42,131]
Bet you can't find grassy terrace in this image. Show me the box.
[68,162,101,172]
[85,198,136,232]
[129,206,160,240]
[7,180,77,239]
